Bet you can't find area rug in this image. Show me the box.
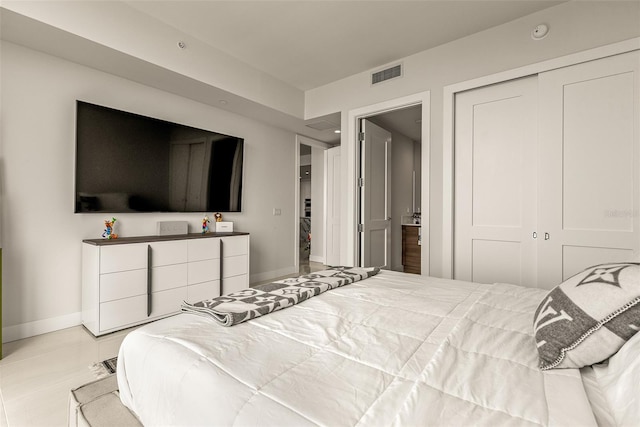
[90,356,118,379]
[102,356,118,374]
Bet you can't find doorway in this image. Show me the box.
[299,143,313,272]
[357,104,423,273]
[296,136,332,275]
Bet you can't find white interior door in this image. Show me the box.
[538,51,640,289]
[360,119,391,268]
[454,76,539,286]
[325,146,341,266]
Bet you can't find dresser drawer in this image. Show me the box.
[187,280,220,304]
[223,255,248,278]
[99,269,147,302]
[188,238,220,262]
[222,236,249,257]
[100,295,147,332]
[150,240,188,267]
[221,274,248,295]
[151,263,188,292]
[100,244,147,274]
[188,259,220,285]
[149,287,187,318]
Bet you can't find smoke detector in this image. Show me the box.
[531,24,549,40]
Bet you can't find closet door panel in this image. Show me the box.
[454,76,538,287]
[562,72,634,232]
[472,240,522,286]
[563,246,635,282]
[472,98,524,227]
[538,51,640,288]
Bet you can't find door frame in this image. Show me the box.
[442,38,640,279]
[345,91,431,274]
[294,135,332,272]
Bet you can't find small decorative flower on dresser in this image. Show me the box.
[202,216,210,234]
[214,212,223,222]
[102,217,118,239]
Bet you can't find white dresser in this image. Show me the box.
[82,232,249,336]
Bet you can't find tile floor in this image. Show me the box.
[0,325,132,426]
[0,261,326,426]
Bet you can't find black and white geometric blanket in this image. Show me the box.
[181,266,380,326]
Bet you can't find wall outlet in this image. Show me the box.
[273,208,282,216]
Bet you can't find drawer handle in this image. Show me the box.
[220,239,224,295]
[147,245,152,316]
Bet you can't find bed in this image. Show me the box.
[116,266,640,426]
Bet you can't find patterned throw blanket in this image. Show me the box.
[181,266,380,326]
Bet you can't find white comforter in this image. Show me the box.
[117,270,597,426]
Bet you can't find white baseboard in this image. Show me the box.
[250,266,298,285]
[309,255,325,264]
[2,266,313,342]
[2,311,82,343]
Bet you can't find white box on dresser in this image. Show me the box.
[82,232,250,336]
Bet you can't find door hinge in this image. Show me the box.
[358,223,364,233]
[358,177,365,187]
[358,132,365,142]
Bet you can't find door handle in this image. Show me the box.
[544,232,550,240]
[532,232,537,239]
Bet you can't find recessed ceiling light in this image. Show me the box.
[177,41,187,49]
[219,100,228,106]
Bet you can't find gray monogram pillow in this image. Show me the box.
[533,262,640,370]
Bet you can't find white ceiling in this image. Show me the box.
[0,1,566,145]
[123,0,565,91]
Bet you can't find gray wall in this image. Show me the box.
[1,41,298,341]
[305,1,640,277]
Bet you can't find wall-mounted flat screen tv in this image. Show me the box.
[75,101,244,213]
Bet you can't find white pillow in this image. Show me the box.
[593,331,640,426]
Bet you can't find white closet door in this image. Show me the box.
[454,76,539,286]
[538,51,640,289]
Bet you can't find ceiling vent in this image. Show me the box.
[305,120,338,131]
[371,64,402,85]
